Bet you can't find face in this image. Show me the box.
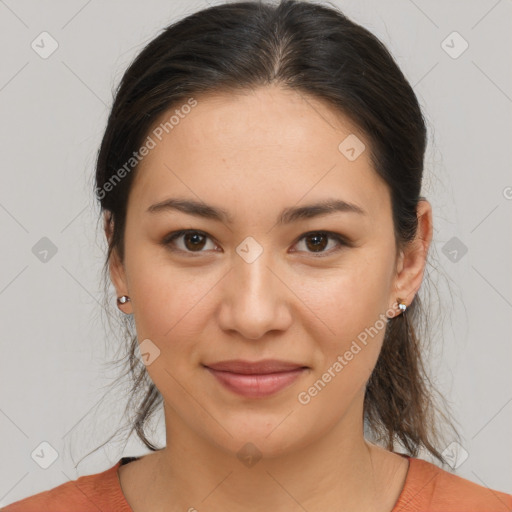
[108,84,431,459]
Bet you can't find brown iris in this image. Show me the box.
[183,232,208,251]
[304,233,328,252]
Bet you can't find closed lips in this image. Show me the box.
[203,359,308,374]
[204,360,308,399]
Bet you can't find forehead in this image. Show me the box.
[128,85,391,224]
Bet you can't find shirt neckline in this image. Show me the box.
[112,453,418,511]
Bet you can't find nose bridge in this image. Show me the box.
[233,235,277,304]
[219,235,291,339]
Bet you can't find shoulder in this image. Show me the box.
[395,456,512,511]
[1,460,129,512]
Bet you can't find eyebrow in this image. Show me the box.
[146,197,367,225]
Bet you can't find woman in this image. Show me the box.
[4,1,511,511]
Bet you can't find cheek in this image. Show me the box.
[311,252,392,331]
[296,279,387,420]
[125,244,218,342]
[303,252,393,380]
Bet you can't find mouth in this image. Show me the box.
[202,359,309,398]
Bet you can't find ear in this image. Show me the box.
[391,199,433,312]
[104,211,132,313]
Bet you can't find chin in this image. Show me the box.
[209,418,311,462]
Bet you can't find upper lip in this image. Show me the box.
[204,359,308,374]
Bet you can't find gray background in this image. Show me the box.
[1,0,511,506]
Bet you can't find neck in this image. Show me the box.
[138,398,407,512]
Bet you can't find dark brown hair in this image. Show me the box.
[90,0,458,465]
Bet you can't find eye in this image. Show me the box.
[292,231,349,256]
[162,230,218,254]
[162,229,350,256]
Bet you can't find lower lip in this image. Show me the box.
[205,367,307,398]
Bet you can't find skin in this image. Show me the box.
[108,83,433,512]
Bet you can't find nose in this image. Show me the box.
[217,246,293,340]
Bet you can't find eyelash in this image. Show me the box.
[161,229,350,257]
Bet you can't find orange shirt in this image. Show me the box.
[2,455,511,511]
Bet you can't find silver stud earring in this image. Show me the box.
[117,295,130,305]
[397,298,407,313]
